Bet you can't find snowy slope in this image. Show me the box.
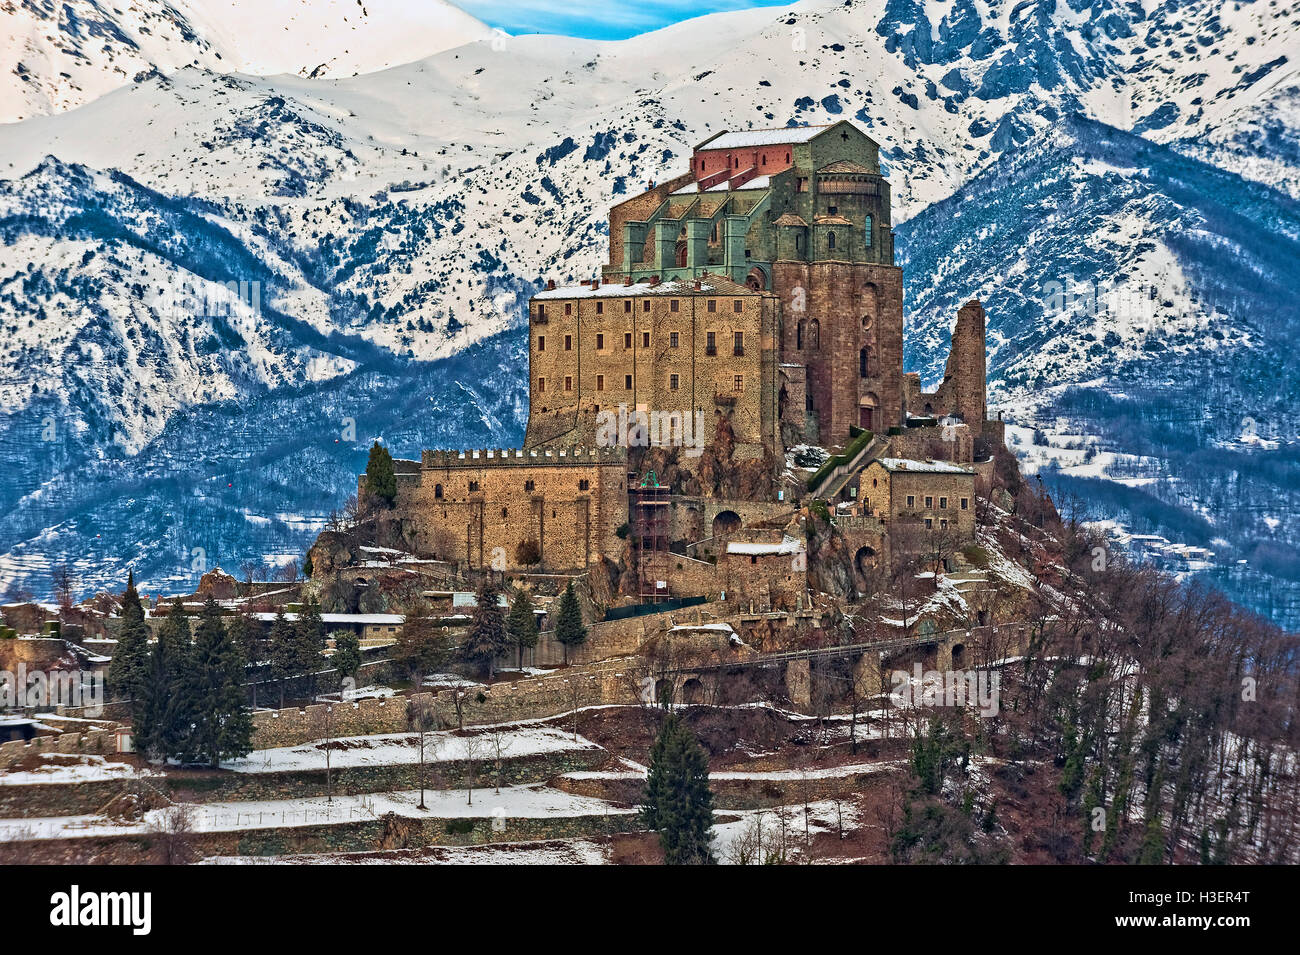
[0,0,1296,624]
[0,0,494,123]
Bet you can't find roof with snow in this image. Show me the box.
[252,613,404,624]
[726,535,805,556]
[671,175,772,195]
[698,124,834,150]
[873,458,975,475]
[533,275,759,300]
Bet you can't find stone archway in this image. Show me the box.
[745,265,768,290]
[712,510,742,539]
[854,545,877,576]
[681,678,705,705]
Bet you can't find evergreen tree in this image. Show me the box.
[268,611,298,708]
[331,630,362,690]
[227,613,266,709]
[138,599,192,760]
[553,580,588,665]
[642,715,716,864]
[505,586,539,669]
[393,600,450,687]
[364,441,397,508]
[463,579,509,679]
[182,598,253,767]
[302,551,314,580]
[108,572,150,711]
[296,597,326,696]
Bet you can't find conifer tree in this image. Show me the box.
[505,586,539,669]
[227,612,265,708]
[182,598,253,767]
[463,578,509,679]
[393,600,450,687]
[331,630,362,690]
[268,611,298,708]
[364,441,397,508]
[642,715,716,864]
[108,572,151,711]
[138,599,192,760]
[553,580,587,665]
[296,597,326,696]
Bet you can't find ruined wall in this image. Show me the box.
[905,299,988,426]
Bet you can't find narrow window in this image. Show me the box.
[469,480,480,492]
[827,231,836,251]
[734,331,744,356]
[940,497,948,509]
[925,496,934,509]
[434,484,443,499]
[564,376,573,391]
[624,332,632,349]
[578,479,590,491]
[564,303,572,316]
[671,299,679,313]
[643,299,650,312]
[733,375,744,392]
[670,331,679,348]
[537,304,546,318]
[642,331,650,348]
[708,299,717,313]
[596,374,605,391]
[625,374,633,389]
[538,377,546,392]
[564,334,572,350]
[961,497,969,510]
[864,214,873,248]
[537,335,545,351]
[670,374,679,390]
[907,495,915,508]
[734,300,742,313]
[525,480,535,492]
[596,332,604,349]
[624,300,631,313]
[706,331,716,354]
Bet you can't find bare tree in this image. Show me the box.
[461,732,487,806]
[407,696,442,810]
[148,804,197,865]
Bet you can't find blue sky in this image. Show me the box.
[456,1,795,40]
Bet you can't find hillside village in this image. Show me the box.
[1,121,1296,867]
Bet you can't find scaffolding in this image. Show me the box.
[630,471,671,603]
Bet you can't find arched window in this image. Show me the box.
[860,346,871,377]
[434,484,443,500]
[864,214,873,248]
[827,231,836,251]
[796,320,805,350]
[809,319,820,350]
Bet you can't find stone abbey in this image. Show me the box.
[382,121,1004,595]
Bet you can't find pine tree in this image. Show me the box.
[464,579,509,679]
[331,630,362,689]
[138,599,192,760]
[182,598,253,767]
[108,572,150,711]
[642,715,716,864]
[364,441,397,508]
[296,597,326,696]
[393,601,450,686]
[268,611,298,708]
[505,586,539,669]
[553,580,588,665]
[227,613,265,709]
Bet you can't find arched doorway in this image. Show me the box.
[951,643,965,667]
[745,265,767,290]
[854,545,877,576]
[681,678,705,704]
[859,392,879,431]
[675,240,687,267]
[712,510,742,539]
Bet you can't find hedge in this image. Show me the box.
[806,429,874,491]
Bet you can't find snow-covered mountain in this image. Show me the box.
[0,0,1296,625]
[0,0,494,123]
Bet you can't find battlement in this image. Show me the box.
[419,446,627,469]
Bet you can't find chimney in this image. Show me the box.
[545,279,555,291]
[693,279,701,291]
[649,275,660,286]
[624,276,633,286]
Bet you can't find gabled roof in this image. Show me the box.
[874,458,975,475]
[696,123,835,151]
[773,212,808,227]
[818,159,874,174]
[813,214,854,226]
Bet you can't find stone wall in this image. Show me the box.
[0,725,120,770]
[394,446,626,572]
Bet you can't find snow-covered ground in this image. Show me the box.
[0,783,634,842]
[221,726,601,774]
[0,754,159,787]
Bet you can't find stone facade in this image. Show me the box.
[394,446,626,572]
[902,299,988,426]
[858,458,977,541]
[525,275,780,461]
